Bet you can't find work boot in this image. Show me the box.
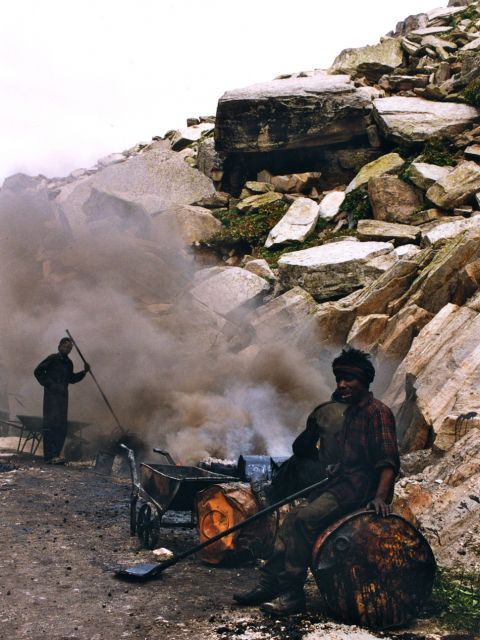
[49,457,66,466]
[233,581,280,606]
[260,588,306,616]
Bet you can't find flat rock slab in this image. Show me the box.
[265,197,319,247]
[215,75,381,153]
[330,38,404,82]
[357,219,420,245]
[278,240,396,301]
[407,162,452,190]
[346,152,404,194]
[426,161,480,209]
[373,97,480,145]
[171,123,214,151]
[190,266,270,316]
[421,214,480,245]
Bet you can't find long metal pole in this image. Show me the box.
[116,475,331,580]
[65,329,126,434]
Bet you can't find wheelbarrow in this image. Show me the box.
[1,415,89,456]
[122,445,237,549]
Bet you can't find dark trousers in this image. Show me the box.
[42,391,68,460]
[261,491,347,590]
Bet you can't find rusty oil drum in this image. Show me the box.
[311,509,436,629]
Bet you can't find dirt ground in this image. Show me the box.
[0,447,475,640]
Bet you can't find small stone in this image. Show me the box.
[236,191,284,213]
[243,259,276,282]
[318,191,346,220]
[407,162,452,191]
[265,197,319,247]
[345,153,404,194]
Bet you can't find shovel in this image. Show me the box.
[115,475,330,581]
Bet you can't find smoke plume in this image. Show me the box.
[0,171,332,464]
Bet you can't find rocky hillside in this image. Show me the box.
[1,1,479,575]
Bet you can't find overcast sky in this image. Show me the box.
[1,0,446,183]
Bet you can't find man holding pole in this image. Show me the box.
[34,337,90,465]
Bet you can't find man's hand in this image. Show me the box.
[84,363,91,373]
[366,497,392,517]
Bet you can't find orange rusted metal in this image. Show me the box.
[195,483,278,564]
[311,509,436,629]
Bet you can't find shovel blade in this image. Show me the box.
[115,562,163,581]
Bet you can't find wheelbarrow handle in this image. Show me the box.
[115,474,331,581]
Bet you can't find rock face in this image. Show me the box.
[215,75,381,153]
[368,175,423,223]
[426,161,480,209]
[373,97,480,144]
[277,240,396,301]
[265,198,319,248]
[345,153,404,194]
[356,219,420,245]
[396,428,480,570]
[190,267,270,316]
[330,38,404,82]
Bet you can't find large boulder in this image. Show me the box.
[426,161,480,209]
[277,240,396,301]
[368,175,423,223]
[372,97,480,145]
[330,38,404,82]
[250,286,318,342]
[265,198,319,248]
[155,204,222,244]
[56,141,215,231]
[215,75,381,153]
[345,152,404,194]
[190,267,270,317]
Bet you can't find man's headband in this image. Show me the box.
[332,364,371,386]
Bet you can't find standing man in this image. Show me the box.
[233,347,399,616]
[34,337,90,465]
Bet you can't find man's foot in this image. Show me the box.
[260,589,306,616]
[233,584,280,606]
[49,457,66,465]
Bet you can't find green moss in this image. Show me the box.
[450,4,480,27]
[207,200,289,254]
[463,78,480,108]
[420,138,456,167]
[339,186,372,223]
[422,568,480,634]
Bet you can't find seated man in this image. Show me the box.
[234,347,399,616]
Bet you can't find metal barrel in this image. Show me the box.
[311,509,436,630]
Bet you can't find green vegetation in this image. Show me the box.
[208,200,289,254]
[420,138,456,166]
[422,568,480,633]
[463,78,480,108]
[339,186,372,223]
[450,3,480,27]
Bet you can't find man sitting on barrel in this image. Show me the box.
[234,347,400,616]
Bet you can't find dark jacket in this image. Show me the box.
[34,353,86,395]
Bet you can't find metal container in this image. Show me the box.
[311,509,436,629]
[237,455,289,482]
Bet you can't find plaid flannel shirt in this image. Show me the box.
[326,392,400,506]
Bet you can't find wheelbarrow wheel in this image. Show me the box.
[137,503,160,550]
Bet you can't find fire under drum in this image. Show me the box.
[311,509,436,629]
[195,483,278,564]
